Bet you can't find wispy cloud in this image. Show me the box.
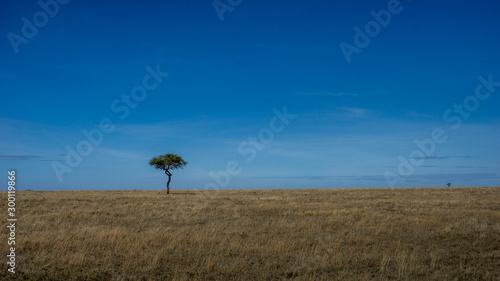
[253,173,499,182]
[0,154,42,160]
[296,92,359,97]
[407,111,433,119]
[253,175,339,180]
[340,107,369,118]
[114,118,241,141]
[97,148,149,160]
[410,156,478,160]
[299,106,377,122]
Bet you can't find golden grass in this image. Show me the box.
[1,187,499,280]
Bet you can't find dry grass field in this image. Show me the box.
[1,187,499,280]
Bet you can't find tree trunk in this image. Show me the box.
[167,174,171,194]
[165,169,172,194]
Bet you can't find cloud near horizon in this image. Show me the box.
[0,154,42,160]
[409,156,479,160]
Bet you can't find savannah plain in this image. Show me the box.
[1,186,499,280]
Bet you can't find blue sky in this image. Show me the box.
[1,0,499,190]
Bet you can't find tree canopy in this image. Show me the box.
[149,153,187,171]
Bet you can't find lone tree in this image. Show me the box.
[149,153,187,194]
